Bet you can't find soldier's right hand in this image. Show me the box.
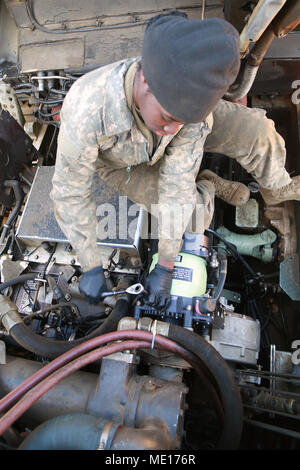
[79,265,107,304]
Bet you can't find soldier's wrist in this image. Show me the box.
[157,258,174,270]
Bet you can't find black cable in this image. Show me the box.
[40,244,57,279]
[38,109,61,118]
[13,83,36,89]
[39,120,60,128]
[23,302,81,322]
[260,304,273,332]
[34,98,64,105]
[0,273,37,293]
[48,89,67,95]
[44,126,58,164]
[205,228,260,281]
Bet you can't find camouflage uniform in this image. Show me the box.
[51,58,290,271]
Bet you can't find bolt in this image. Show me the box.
[144,380,156,392]
[65,293,71,301]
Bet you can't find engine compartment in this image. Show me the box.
[0,0,300,452]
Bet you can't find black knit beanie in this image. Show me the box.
[141,11,240,123]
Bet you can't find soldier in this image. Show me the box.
[51,11,299,308]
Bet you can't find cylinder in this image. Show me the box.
[150,252,207,298]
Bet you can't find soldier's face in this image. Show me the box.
[134,70,184,136]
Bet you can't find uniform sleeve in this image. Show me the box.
[50,124,103,272]
[157,117,213,261]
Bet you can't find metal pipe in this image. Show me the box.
[110,417,172,450]
[244,418,300,440]
[0,335,210,436]
[0,329,197,416]
[0,355,98,428]
[18,413,172,450]
[239,0,287,55]
[224,23,275,101]
[225,1,300,101]
[272,0,300,37]
[0,340,149,435]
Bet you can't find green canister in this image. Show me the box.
[150,252,207,298]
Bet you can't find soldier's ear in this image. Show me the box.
[140,69,153,96]
[140,69,148,86]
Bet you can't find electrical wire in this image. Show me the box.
[38,109,61,118]
[25,0,148,34]
[48,88,67,95]
[33,98,64,105]
[43,126,58,164]
[205,228,260,281]
[23,302,81,322]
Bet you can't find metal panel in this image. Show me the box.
[5,1,221,28]
[280,253,300,301]
[16,166,148,260]
[265,32,300,59]
[20,38,85,72]
[9,0,224,72]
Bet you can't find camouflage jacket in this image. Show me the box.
[51,58,213,271]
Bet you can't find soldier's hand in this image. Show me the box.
[79,265,107,304]
[144,264,173,310]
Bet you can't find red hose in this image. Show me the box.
[0,331,224,436]
[0,330,221,415]
[0,340,149,436]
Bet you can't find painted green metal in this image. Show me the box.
[150,252,207,298]
[217,226,277,263]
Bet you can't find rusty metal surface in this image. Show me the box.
[264,201,297,260]
[272,0,300,37]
